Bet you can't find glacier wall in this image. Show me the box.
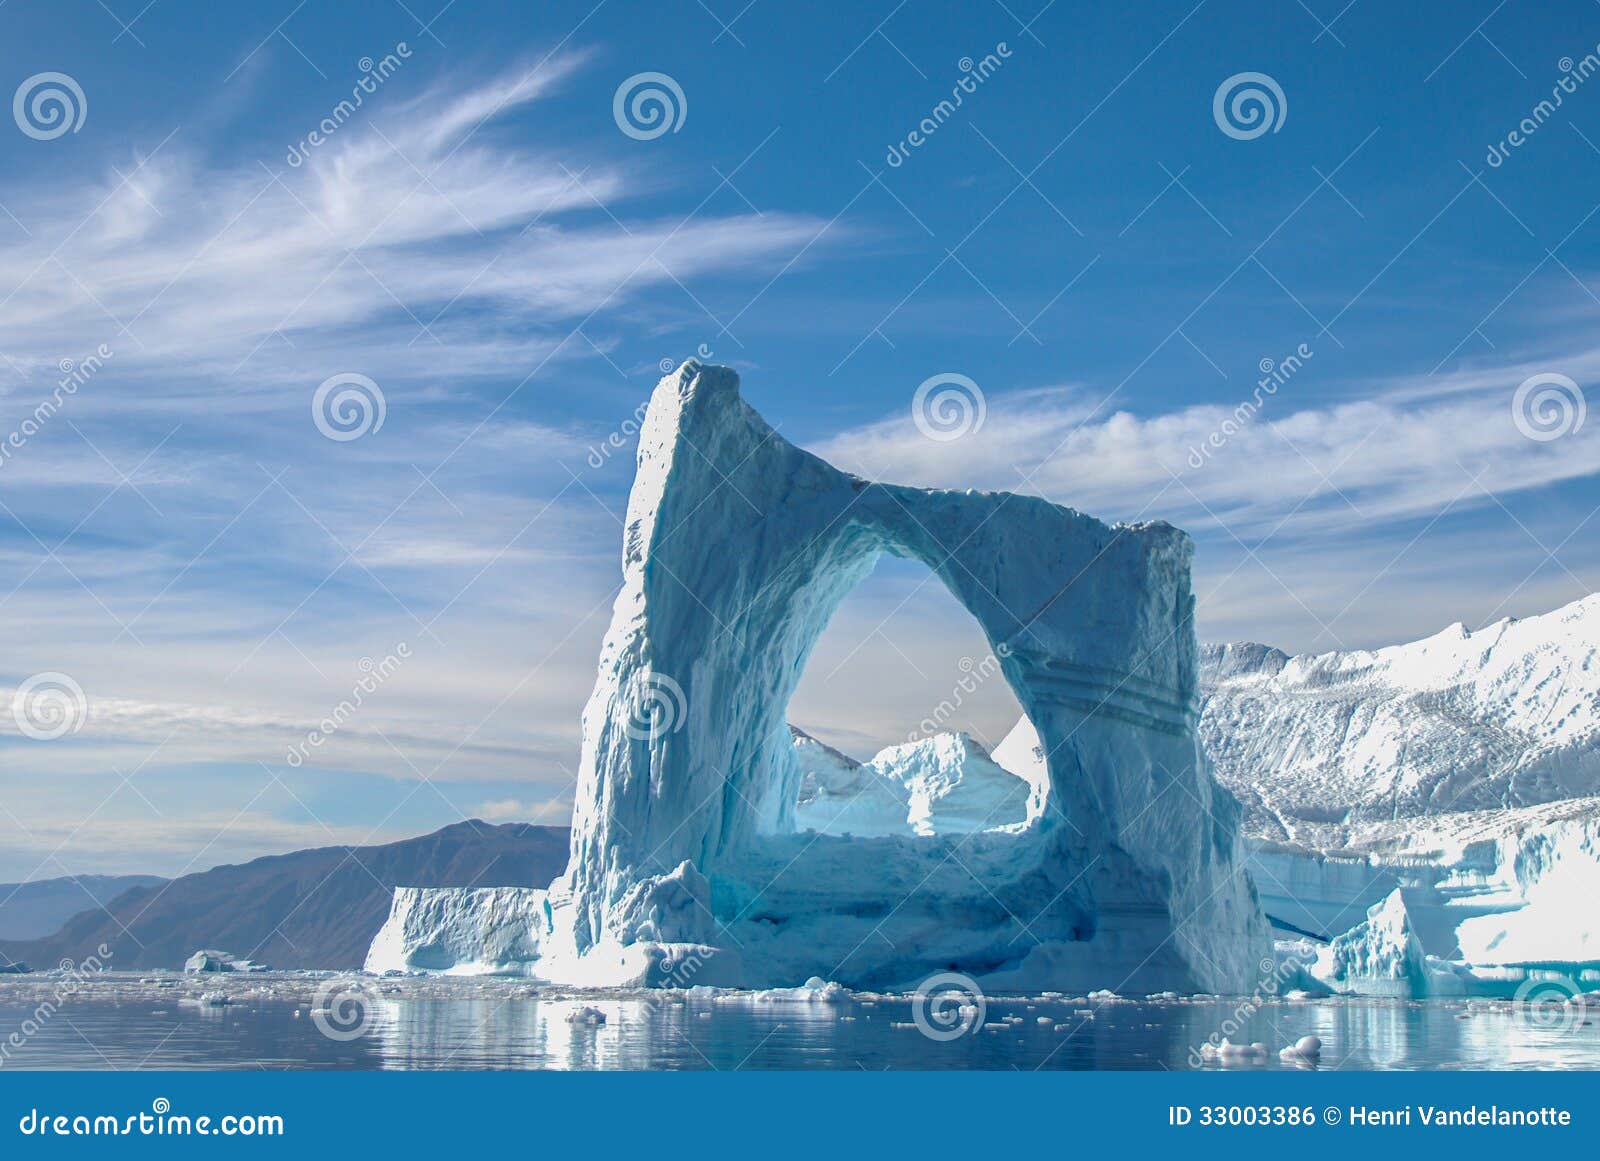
[526,361,1268,992]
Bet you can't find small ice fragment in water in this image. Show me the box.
[1279,1035,1321,1060]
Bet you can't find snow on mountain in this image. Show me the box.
[792,729,1042,837]
[1198,594,1600,846]
[1177,593,1600,993]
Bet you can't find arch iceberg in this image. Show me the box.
[370,361,1269,992]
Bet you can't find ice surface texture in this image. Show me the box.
[490,361,1267,992]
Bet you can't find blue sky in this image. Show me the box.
[1,0,1597,878]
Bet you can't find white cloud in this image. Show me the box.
[0,57,831,397]
[812,353,1600,540]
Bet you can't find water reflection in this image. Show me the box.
[2,979,1598,1071]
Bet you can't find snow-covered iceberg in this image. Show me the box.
[365,887,549,975]
[183,949,268,973]
[791,728,1043,837]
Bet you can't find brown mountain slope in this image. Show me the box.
[0,821,570,971]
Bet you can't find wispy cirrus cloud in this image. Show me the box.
[813,350,1600,540]
[0,55,828,395]
[0,50,851,879]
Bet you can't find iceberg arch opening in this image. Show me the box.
[782,552,1046,840]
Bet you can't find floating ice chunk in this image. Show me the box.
[1279,1035,1322,1061]
[1204,1039,1270,1066]
[184,950,267,974]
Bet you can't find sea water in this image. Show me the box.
[1,975,1596,1071]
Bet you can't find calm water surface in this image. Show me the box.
[1,975,1596,1070]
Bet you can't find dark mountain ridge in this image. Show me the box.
[0,820,570,971]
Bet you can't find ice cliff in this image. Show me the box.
[368,361,1269,991]
[1309,889,1430,998]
